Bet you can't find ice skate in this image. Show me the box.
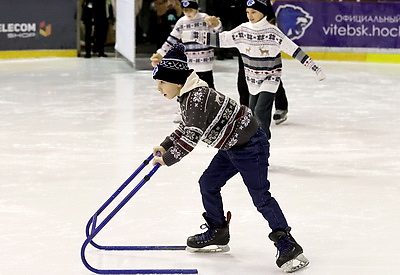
[269,230,309,273]
[273,110,288,125]
[186,211,231,253]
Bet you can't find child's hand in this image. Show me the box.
[205,16,220,28]
[152,155,166,166]
[153,146,166,157]
[152,146,166,166]
[150,53,162,67]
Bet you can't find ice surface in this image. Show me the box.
[0,56,399,275]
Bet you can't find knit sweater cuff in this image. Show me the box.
[162,151,180,167]
[160,137,174,151]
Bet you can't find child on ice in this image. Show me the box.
[150,0,222,89]
[182,0,326,140]
[150,0,221,123]
[151,43,309,273]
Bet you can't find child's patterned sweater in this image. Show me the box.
[157,12,222,72]
[160,72,259,166]
[188,17,324,94]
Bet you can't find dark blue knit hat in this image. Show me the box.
[152,43,191,85]
[246,0,269,16]
[181,0,199,10]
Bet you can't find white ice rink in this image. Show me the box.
[1,56,399,275]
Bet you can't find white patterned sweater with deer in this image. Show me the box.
[190,17,323,95]
[157,12,222,73]
[159,72,259,166]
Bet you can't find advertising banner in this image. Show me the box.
[0,0,77,51]
[274,1,400,49]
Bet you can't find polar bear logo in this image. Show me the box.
[276,4,313,40]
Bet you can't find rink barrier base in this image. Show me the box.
[282,51,400,64]
[0,50,78,59]
[81,153,198,274]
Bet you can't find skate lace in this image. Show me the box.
[275,237,294,258]
[195,223,214,243]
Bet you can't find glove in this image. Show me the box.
[204,16,221,28]
[150,53,162,67]
[316,70,326,81]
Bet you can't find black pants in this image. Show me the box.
[237,55,288,111]
[249,92,275,140]
[84,20,94,56]
[237,55,249,106]
[275,81,288,111]
[94,19,108,55]
[197,70,215,89]
[83,18,108,56]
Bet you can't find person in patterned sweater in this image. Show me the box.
[182,0,326,140]
[151,43,309,273]
[150,0,222,89]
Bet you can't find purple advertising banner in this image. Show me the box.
[274,1,400,49]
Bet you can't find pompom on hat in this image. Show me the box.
[152,43,192,85]
[246,0,270,16]
[181,0,199,10]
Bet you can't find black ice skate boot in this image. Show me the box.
[269,230,309,273]
[186,211,231,253]
[273,110,288,125]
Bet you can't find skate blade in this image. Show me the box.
[281,253,309,273]
[274,116,287,125]
[186,244,230,253]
